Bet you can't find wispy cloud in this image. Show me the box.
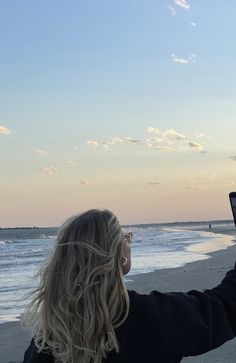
[86,127,207,153]
[106,163,117,168]
[87,140,99,147]
[147,127,184,138]
[107,175,116,180]
[186,179,201,190]
[0,126,11,135]
[230,155,236,162]
[172,53,197,64]
[123,137,144,144]
[39,166,59,176]
[28,181,37,187]
[188,53,197,63]
[190,22,197,27]
[67,160,78,166]
[147,127,186,150]
[80,180,89,185]
[205,174,218,181]
[147,127,160,134]
[109,137,124,144]
[195,132,212,140]
[39,160,78,176]
[187,185,201,191]
[35,149,47,155]
[149,138,174,151]
[172,55,189,64]
[149,181,160,186]
[154,145,174,151]
[163,128,186,140]
[188,141,204,151]
[174,0,190,10]
[223,179,234,186]
[168,4,177,16]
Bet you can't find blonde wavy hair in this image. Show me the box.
[22,209,130,363]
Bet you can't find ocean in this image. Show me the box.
[0,221,235,324]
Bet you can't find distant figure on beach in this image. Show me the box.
[23,209,236,363]
[209,223,212,229]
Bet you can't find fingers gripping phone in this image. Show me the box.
[229,192,236,227]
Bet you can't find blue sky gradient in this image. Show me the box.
[1,1,236,226]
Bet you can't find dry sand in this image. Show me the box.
[1,225,236,363]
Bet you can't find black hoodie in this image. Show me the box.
[23,263,236,363]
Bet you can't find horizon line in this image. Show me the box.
[0,219,234,230]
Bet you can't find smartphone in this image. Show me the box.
[229,192,236,226]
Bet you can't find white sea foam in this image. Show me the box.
[0,240,13,245]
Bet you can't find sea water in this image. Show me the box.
[0,222,234,323]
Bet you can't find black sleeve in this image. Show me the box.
[23,338,54,363]
[146,263,236,358]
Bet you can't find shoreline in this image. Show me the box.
[1,227,236,362]
[1,227,234,325]
[124,225,236,291]
[126,234,236,294]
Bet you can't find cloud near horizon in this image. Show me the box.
[205,174,218,181]
[107,175,115,180]
[67,160,78,166]
[87,140,99,147]
[162,128,186,140]
[223,179,234,186]
[39,166,59,176]
[0,126,11,135]
[28,181,37,187]
[80,180,89,185]
[149,181,160,186]
[188,141,204,151]
[186,179,202,191]
[124,137,144,144]
[35,149,47,155]
[147,127,160,134]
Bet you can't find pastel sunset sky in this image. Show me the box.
[1,1,236,227]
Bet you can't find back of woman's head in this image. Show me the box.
[23,209,130,363]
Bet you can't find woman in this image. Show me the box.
[23,209,236,363]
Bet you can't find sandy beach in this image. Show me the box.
[1,225,236,363]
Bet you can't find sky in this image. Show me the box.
[1,0,236,227]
